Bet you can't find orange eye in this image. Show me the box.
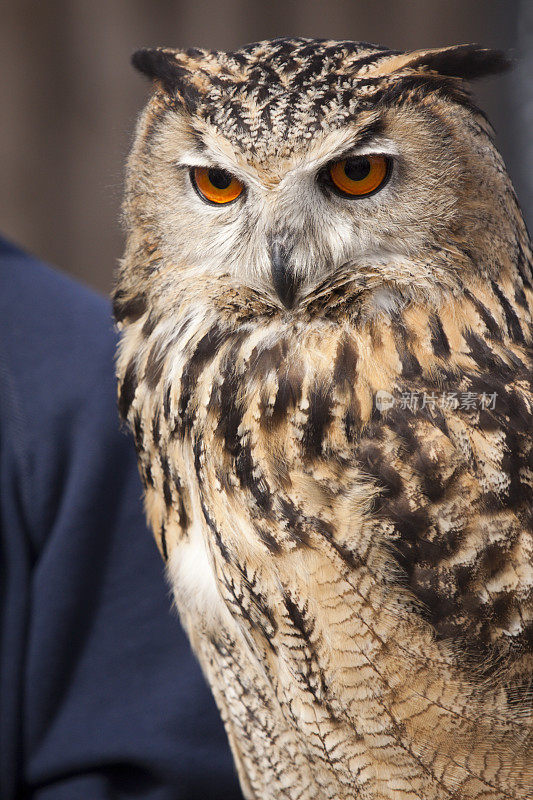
[191,167,244,205]
[328,155,390,197]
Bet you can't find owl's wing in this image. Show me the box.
[257,360,533,796]
[350,346,533,686]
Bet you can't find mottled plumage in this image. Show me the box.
[115,38,533,799]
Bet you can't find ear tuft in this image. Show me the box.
[405,45,512,81]
[132,48,181,93]
[131,48,202,110]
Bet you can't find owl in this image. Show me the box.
[114,38,533,799]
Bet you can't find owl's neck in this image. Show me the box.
[117,251,533,479]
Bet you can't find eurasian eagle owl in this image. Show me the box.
[114,38,533,799]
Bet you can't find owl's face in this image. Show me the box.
[123,39,514,321]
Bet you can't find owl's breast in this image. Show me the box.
[179,318,384,558]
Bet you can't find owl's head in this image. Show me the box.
[119,38,520,325]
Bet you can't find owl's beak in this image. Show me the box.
[270,239,298,309]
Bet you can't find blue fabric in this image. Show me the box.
[0,239,243,799]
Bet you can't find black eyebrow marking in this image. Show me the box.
[318,117,391,171]
[189,127,207,153]
[351,116,385,148]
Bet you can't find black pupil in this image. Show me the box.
[208,168,232,190]
[344,157,371,182]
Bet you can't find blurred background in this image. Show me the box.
[1,0,531,295]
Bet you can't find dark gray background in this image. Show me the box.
[1,0,530,294]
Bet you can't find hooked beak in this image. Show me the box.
[270,239,299,310]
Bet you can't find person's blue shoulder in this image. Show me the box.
[0,237,121,548]
[0,237,116,403]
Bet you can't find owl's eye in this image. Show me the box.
[191,167,244,205]
[327,155,391,198]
